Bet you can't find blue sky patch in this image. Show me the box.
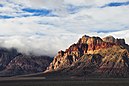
[67,4,91,14]
[89,28,122,33]
[101,1,129,8]
[22,8,51,16]
[0,15,14,19]
[35,32,46,36]
[0,4,3,7]
[67,5,78,13]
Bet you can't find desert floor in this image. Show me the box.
[0,77,129,86]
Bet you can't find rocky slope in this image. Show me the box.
[46,35,129,78]
[0,48,52,76]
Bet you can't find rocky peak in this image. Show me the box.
[77,35,116,52]
[47,35,129,73]
[116,38,126,45]
[77,35,90,44]
[78,35,103,45]
[102,35,116,43]
[58,50,65,57]
[103,36,126,45]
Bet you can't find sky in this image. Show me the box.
[0,0,129,56]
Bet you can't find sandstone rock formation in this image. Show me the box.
[46,35,129,78]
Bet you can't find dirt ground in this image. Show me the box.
[0,77,129,86]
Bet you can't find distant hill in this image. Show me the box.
[0,48,52,77]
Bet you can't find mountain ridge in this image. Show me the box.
[0,47,52,77]
[45,35,129,78]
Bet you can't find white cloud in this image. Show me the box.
[64,0,92,6]
[0,34,80,57]
[0,0,129,56]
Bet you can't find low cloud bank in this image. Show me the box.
[0,30,128,57]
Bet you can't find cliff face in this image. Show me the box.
[46,35,129,78]
[0,48,52,76]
